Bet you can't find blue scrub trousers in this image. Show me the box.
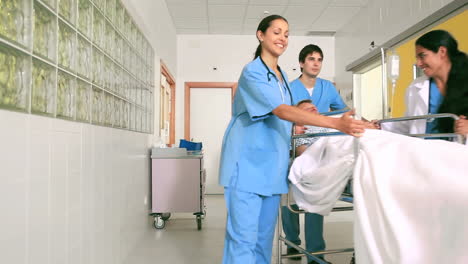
[223,188,281,264]
[281,204,325,261]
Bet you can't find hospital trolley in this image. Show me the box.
[277,113,464,264]
[150,148,206,230]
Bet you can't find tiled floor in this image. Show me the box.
[124,195,354,264]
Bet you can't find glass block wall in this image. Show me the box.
[0,0,155,133]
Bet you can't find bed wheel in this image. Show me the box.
[153,216,166,229]
[161,213,171,221]
[196,215,202,230]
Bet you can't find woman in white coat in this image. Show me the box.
[382,30,468,141]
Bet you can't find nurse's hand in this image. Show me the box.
[455,115,468,135]
[336,110,366,137]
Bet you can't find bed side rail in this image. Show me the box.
[378,113,464,144]
[319,108,350,116]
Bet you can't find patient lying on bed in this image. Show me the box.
[294,100,377,156]
[293,100,339,156]
[289,127,468,264]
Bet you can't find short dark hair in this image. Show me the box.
[296,99,312,106]
[298,44,323,72]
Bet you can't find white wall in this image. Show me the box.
[0,1,177,264]
[0,111,151,264]
[334,0,456,105]
[175,34,335,141]
[358,65,384,120]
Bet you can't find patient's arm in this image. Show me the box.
[295,124,306,134]
[296,145,308,157]
[294,126,331,156]
[365,120,380,129]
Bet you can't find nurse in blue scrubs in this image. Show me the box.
[219,15,366,264]
[283,44,348,264]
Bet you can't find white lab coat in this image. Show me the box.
[381,76,429,134]
[382,76,467,145]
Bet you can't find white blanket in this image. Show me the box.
[288,134,355,215]
[288,129,468,264]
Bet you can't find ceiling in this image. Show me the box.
[164,0,369,35]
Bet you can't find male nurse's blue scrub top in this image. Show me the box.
[425,80,444,134]
[218,57,292,196]
[290,78,347,112]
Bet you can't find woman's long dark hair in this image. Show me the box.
[415,30,468,132]
[254,15,288,59]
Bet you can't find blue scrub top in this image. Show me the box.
[290,77,347,112]
[426,80,444,134]
[218,57,293,196]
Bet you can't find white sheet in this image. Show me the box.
[288,134,355,215]
[288,129,468,264]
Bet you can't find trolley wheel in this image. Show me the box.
[153,216,166,229]
[161,213,171,221]
[196,215,202,230]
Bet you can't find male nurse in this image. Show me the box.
[284,44,347,264]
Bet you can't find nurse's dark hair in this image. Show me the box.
[298,44,324,72]
[416,30,468,132]
[254,15,288,59]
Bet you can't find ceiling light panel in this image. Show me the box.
[208,0,249,4]
[249,0,289,5]
[208,5,247,18]
[166,0,207,5]
[283,5,327,24]
[168,4,208,18]
[311,6,361,30]
[173,18,209,29]
[288,0,331,5]
[329,0,368,7]
[245,5,287,18]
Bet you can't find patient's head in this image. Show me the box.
[297,99,318,114]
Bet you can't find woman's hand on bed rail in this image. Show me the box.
[335,110,366,137]
[351,115,379,129]
[455,115,468,135]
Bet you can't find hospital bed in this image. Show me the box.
[277,113,465,264]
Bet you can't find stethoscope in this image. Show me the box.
[259,56,293,104]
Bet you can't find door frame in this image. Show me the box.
[160,61,176,144]
[184,82,237,140]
